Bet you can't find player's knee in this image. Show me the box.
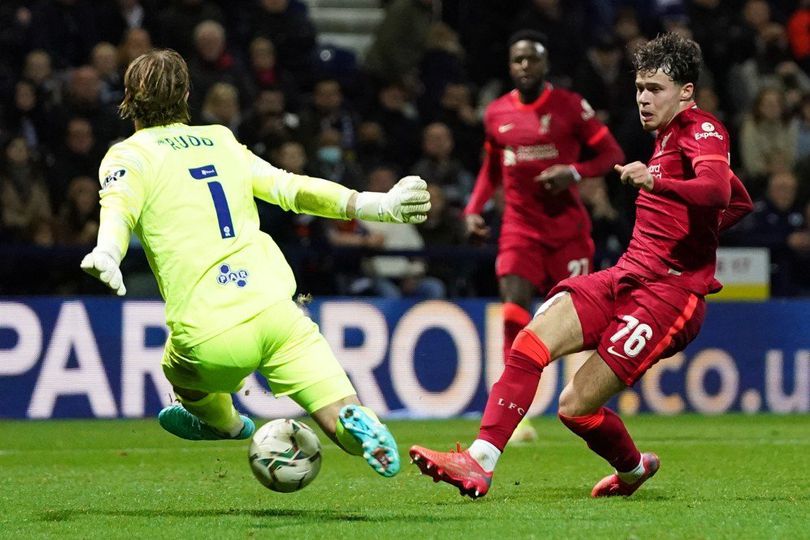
[557,384,579,418]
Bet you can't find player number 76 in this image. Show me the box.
[609,315,653,358]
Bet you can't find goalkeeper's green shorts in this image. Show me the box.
[161,299,356,413]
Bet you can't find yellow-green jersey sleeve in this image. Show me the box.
[103,123,301,348]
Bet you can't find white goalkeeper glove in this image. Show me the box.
[355,175,431,224]
[80,247,126,296]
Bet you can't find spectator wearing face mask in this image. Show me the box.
[308,128,363,191]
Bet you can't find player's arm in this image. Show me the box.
[80,148,146,296]
[540,96,624,193]
[464,136,501,239]
[614,159,732,207]
[249,153,430,224]
[719,173,753,231]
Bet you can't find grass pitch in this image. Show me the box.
[1,414,808,539]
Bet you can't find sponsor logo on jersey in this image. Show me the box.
[102,169,126,189]
[216,263,249,288]
[695,122,724,141]
[498,123,515,133]
[502,144,560,166]
[647,163,662,180]
[538,113,552,135]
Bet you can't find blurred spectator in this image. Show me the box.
[417,183,468,294]
[411,122,472,207]
[188,20,253,114]
[573,35,634,128]
[3,79,53,152]
[308,128,363,191]
[433,82,482,173]
[249,0,317,88]
[47,117,102,209]
[157,0,224,59]
[695,85,727,124]
[732,171,808,296]
[248,36,298,110]
[688,0,735,104]
[418,22,466,121]
[728,22,810,115]
[199,82,241,132]
[739,87,798,194]
[54,175,99,246]
[788,0,810,71]
[365,0,436,88]
[94,0,160,46]
[21,50,61,110]
[367,82,421,170]
[354,121,388,174]
[795,93,810,163]
[237,87,299,158]
[0,137,53,246]
[59,65,126,147]
[728,0,773,66]
[28,0,98,69]
[355,166,446,298]
[298,79,359,157]
[118,28,153,67]
[91,42,124,106]
[511,0,586,86]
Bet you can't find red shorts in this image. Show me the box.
[549,265,706,385]
[496,235,595,294]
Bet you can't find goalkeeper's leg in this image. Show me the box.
[158,387,254,440]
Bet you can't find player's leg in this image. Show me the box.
[410,268,615,497]
[259,300,399,477]
[560,281,705,497]
[410,289,599,497]
[498,274,538,443]
[556,352,658,497]
[158,325,260,441]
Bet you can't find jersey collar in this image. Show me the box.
[510,83,552,111]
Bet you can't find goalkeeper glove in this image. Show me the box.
[80,247,126,296]
[355,175,431,224]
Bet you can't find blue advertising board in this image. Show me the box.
[0,298,808,419]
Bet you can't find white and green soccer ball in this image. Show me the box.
[248,419,322,493]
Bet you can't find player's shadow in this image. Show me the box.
[42,508,476,523]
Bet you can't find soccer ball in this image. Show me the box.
[248,419,322,493]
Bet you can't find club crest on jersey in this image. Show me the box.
[695,122,724,141]
[102,169,126,189]
[216,263,249,288]
[538,113,552,135]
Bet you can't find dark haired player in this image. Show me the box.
[464,29,624,443]
[411,33,753,498]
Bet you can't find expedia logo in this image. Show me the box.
[695,121,723,141]
[102,169,126,188]
[216,263,249,288]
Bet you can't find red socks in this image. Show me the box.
[479,329,551,451]
[502,302,531,363]
[558,407,641,473]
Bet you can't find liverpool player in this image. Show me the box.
[465,30,624,442]
[411,33,753,498]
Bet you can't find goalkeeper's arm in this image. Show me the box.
[80,206,131,296]
[250,155,430,224]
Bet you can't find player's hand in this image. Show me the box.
[80,247,126,296]
[355,175,431,224]
[465,213,491,241]
[536,164,576,194]
[614,162,654,192]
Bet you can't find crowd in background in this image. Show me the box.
[1,0,809,297]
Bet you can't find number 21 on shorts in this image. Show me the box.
[608,315,653,358]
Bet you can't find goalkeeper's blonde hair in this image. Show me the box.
[119,49,190,128]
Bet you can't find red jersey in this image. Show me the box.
[619,105,749,295]
[465,84,624,248]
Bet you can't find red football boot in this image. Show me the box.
[591,452,660,497]
[409,444,493,499]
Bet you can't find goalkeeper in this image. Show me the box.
[81,49,430,477]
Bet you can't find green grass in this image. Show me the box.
[1,415,808,539]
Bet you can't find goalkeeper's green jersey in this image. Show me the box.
[98,123,352,348]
